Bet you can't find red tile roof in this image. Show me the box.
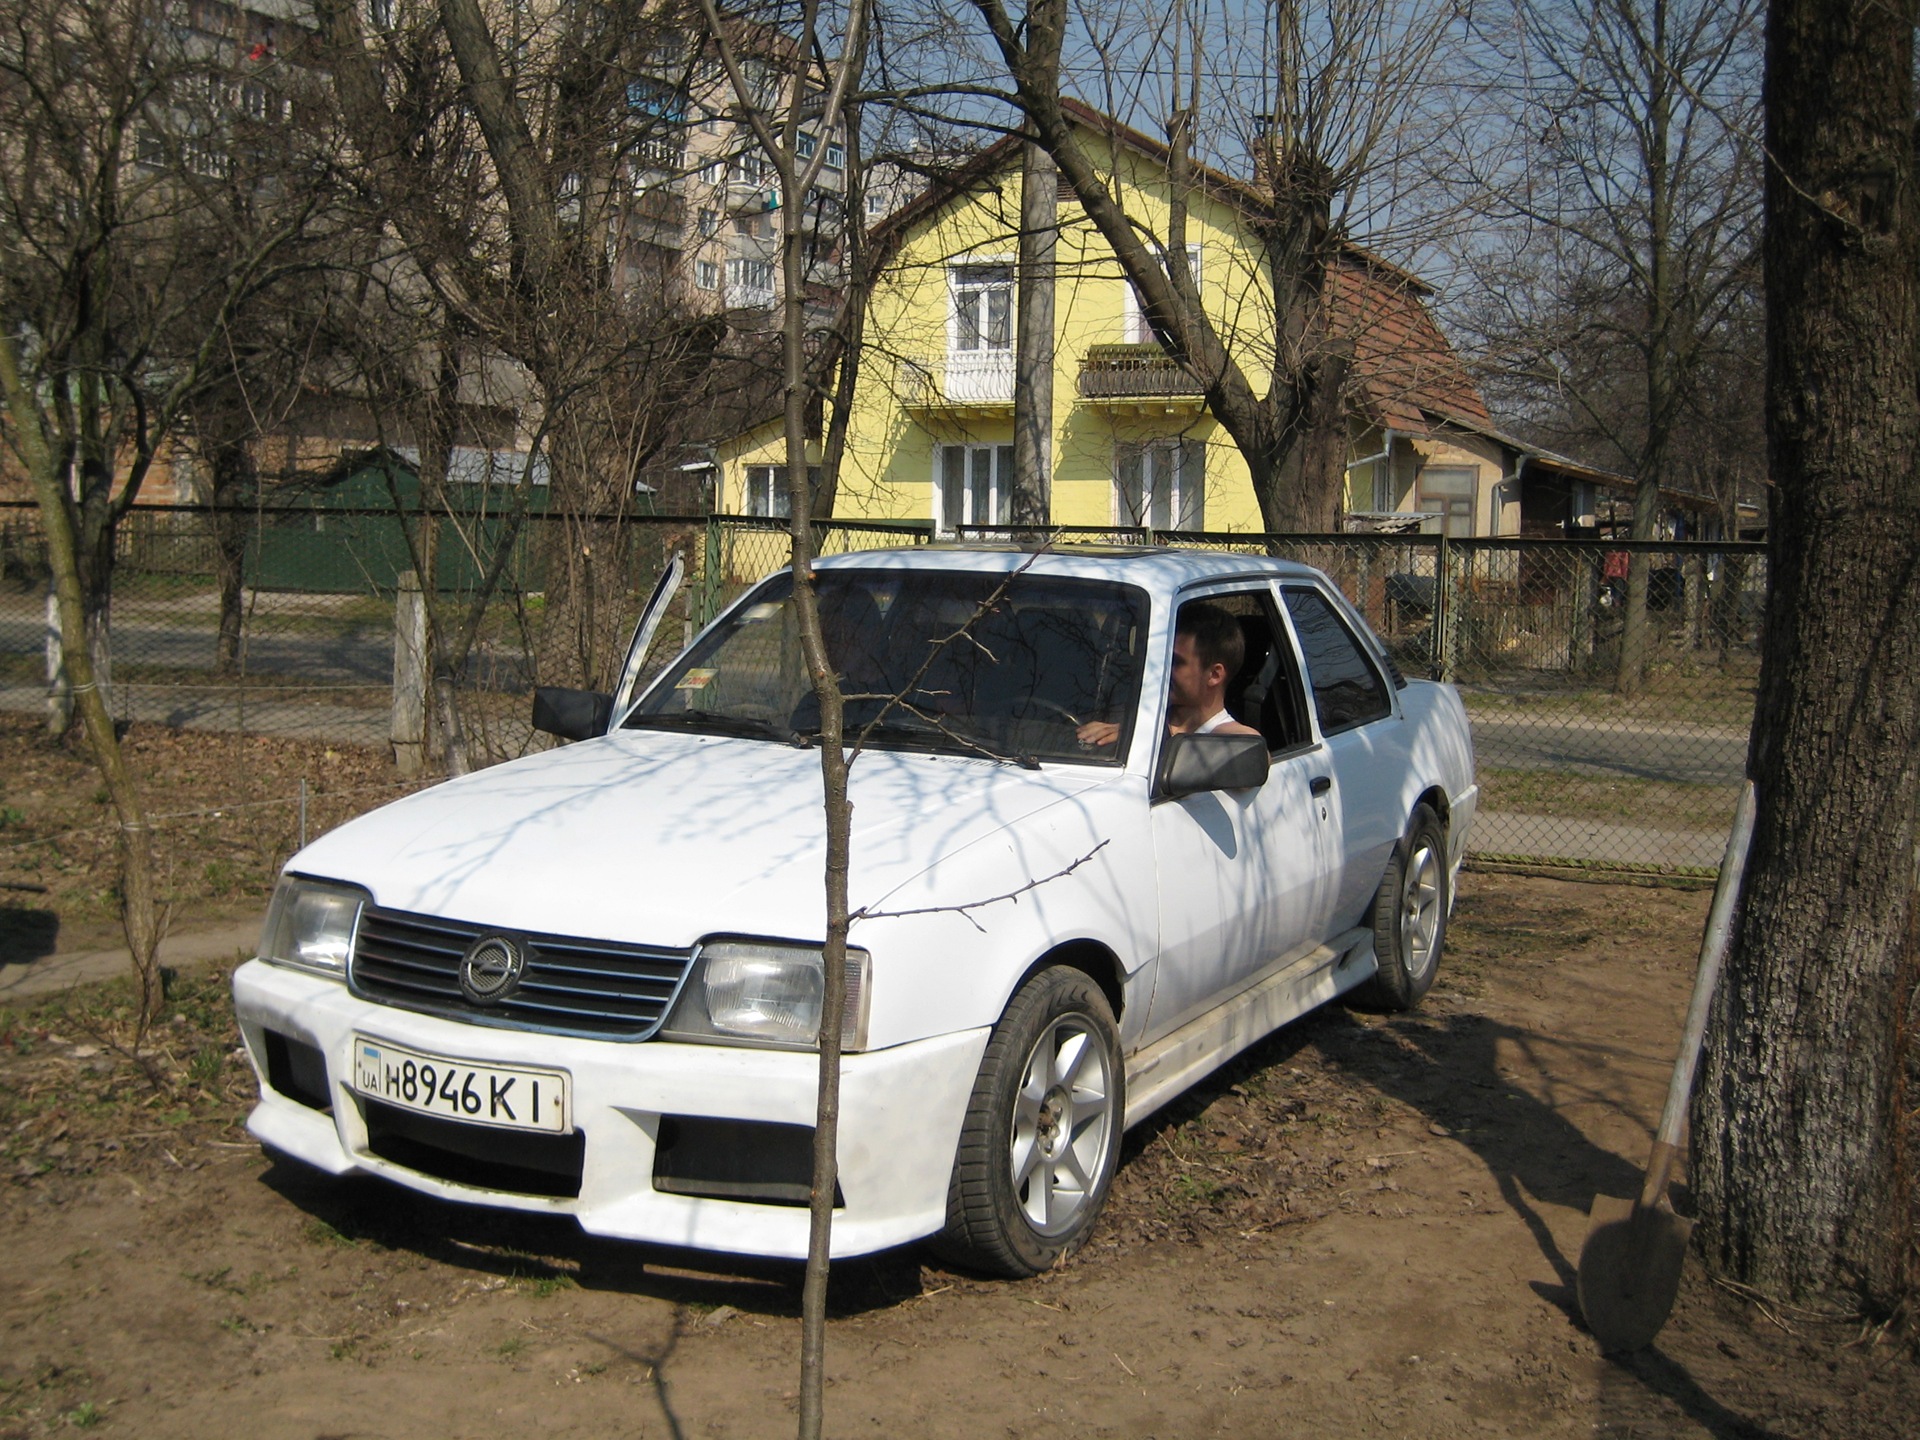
[1329,256,1490,433]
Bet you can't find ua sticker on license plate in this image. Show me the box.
[353,1038,569,1134]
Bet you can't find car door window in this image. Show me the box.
[1177,590,1311,751]
[1282,587,1391,735]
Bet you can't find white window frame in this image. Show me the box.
[1122,245,1203,345]
[1114,438,1204,531]
[726,256,775,308]
[948,262,1014,355]
[744,464,822,517]
[934,443,1015,535]
[694,258,719,290]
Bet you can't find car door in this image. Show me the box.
[1280,583,1405,928]
[1142,586,1342,1045]
[608,552,686,727]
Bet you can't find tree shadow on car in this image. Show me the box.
[257,1147,933,1320]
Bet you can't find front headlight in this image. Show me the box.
[661,939,871,1051]
[258,877,367,979]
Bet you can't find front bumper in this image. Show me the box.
[232,958,988,1260]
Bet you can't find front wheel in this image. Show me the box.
[937,967,1123,1277]
[1358,803,1448,1010]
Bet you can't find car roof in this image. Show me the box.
[809,543,1325,591]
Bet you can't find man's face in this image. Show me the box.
[1170,632,1216,711]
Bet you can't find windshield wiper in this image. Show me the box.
[626,710,811,747]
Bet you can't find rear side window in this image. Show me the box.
[1282,587,1392,735]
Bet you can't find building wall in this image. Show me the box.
[723,137,1274,529]
[718,139,1499,537]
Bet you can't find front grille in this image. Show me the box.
[350,906,692,1040]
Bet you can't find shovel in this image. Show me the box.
[1575,779,1757,1354]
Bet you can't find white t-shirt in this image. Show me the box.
[1194,708,1236,734]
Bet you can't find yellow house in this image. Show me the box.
[719,106,1606,539]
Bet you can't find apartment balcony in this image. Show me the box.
[632,135,687,175]
[1077,343,1207,412]
[726,175,779,212]
[898,350,1015,411]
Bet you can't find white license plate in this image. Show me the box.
[352,1037,570,1135]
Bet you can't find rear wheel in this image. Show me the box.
[937,967,1122,1277]
[1358,803,1447,1010]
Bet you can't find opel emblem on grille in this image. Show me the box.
[459,935,526,1005]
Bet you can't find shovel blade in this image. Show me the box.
[1576,1198,1694,1353]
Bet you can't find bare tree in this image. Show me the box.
[694,3,887,1433]
[1691,0,1920,1315]
[0,0,325,1038]
[312,0,730,690]
[1455,0,1763,691]
[968,0,1467,530]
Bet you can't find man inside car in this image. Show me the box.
[1077,601,1262,748]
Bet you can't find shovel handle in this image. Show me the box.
[1645,781,1757,1202]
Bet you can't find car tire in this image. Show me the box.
[936,967,1123,1278]
[1358,803,1448,1010]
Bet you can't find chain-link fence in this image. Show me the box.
[0,505,930,760]
[2,504,1764,878]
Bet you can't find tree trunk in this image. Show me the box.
[1255,352,1352,533]
[1011,138,1056,526]
[211,440,257,676]
[1691,0,1920,1311]
[1617,479,1660,694]
[533,402,629,689]
[1,334,167,1042]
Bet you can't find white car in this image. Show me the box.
[232,546,1476,1276]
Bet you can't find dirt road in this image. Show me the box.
[1,872,1909,1438]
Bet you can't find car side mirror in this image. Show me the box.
[1157,732,1270,798]
[532,686,613,742]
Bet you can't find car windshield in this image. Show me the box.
[628,568,1148,764]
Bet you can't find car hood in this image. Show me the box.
[289,731,1120,946]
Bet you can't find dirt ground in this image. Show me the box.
[0,724,1913,1438]
[2,874,1913,1439]
[0,713,430,961]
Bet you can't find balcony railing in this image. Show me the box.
[898,350,1015,407]
[632,136,687,174]
[1078,343,1206,400]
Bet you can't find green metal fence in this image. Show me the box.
[1,503,1764,878]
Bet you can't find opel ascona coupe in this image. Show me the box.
[232,546,1477,1276]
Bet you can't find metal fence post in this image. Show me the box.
[700,514,724,628]
[1432,532,1453,681]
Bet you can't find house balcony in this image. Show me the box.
[1078,343,1207,412]
[898,350,1015,411]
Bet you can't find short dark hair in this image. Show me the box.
[1176,601,1245,676]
